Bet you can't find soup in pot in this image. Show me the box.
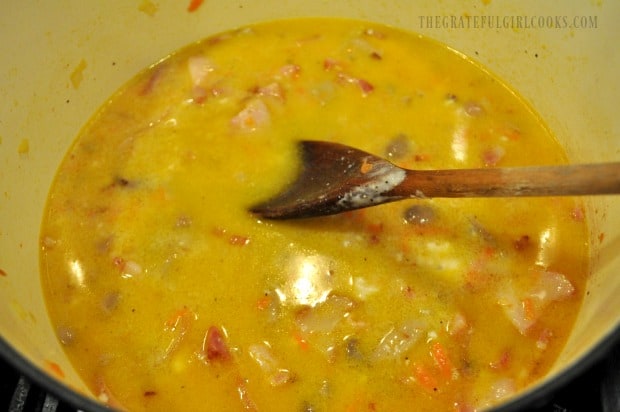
[40,18,589,411]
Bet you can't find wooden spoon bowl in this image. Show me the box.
[250,140,620,219]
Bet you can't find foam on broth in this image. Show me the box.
[40,18,589,411]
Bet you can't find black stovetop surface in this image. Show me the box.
[1,341,619,412]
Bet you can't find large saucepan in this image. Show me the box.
[0,1,618,410]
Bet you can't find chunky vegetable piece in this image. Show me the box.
[40,19,589,411]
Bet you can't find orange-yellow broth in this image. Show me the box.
[40,18,589,412]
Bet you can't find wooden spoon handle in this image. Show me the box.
[395,162,620,198]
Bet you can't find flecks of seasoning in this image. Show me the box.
[403,285,415,299]
[323,58,343,71]
[0,268,7,277]
[357,78,374,94]
[17,139,29,155]
[229,235,250,246]
[45,360,65,379]
[102,176,132,192]
[138,0,158,16]
[513,235,531,251]
[70,59,87,89]
[187,0,204,12]
[108,176,136,190]
[175,215,192,228]
[570,205,585,222]
[598,232,605,243]
[501,126,521,141]
[445,93,458,103]
[115,177,131,187]
[213,227,250,246]
[489,350,511,370]
[481,146,505,167]
[212,226,226,237]
[112,256,125,270]
[143,390,157,397]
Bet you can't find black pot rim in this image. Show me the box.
[1,324,619,411]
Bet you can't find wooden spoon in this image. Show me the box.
[250,140,620,219]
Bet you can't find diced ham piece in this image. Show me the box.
[203,326,231,362]
[188,56,216,86]
[336,72,374,95]
[187,56,221,103]
[323,58,343,71]
[358,78,374,93]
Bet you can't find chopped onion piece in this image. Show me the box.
[256,82,284,100]
[295,294,355,334]
[248,343,294,387]
[530,270,575,302]
[447,312,468,336]
[352,277,379,300]
[489,378,516,401]
[497,288,534,335]
[498,270,574,334]
[373,320,425,360]
[123,260,143,276]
